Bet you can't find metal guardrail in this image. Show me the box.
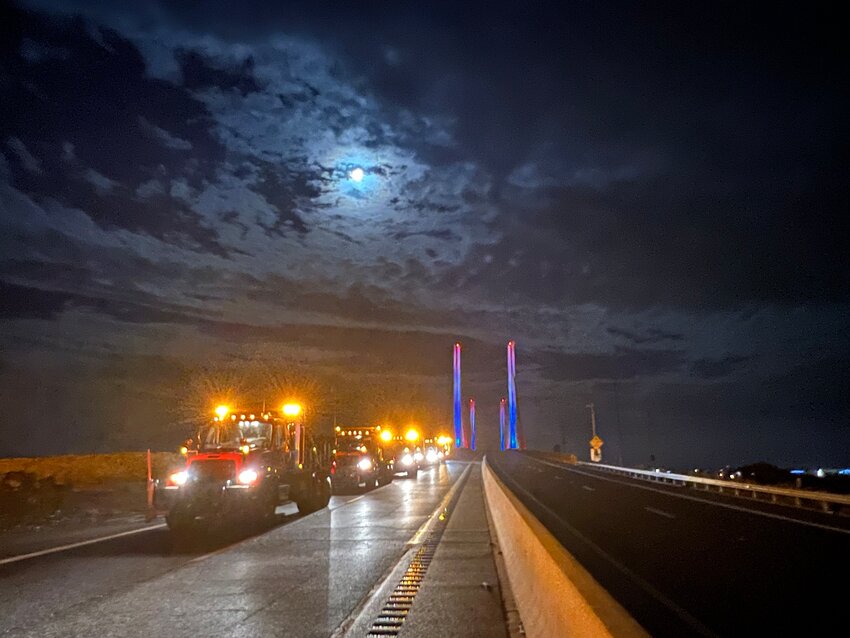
[570,460,850,515]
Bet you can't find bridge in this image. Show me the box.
[2,456,847,637]
[1,343,846,637]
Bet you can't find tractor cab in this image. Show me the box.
[331,426,394,492]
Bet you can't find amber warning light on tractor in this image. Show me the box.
[282,403,302,417]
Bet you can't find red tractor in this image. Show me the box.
[153,406,332,534]
[330,426,394,493]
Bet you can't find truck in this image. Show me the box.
[153,405,332,534]
[331,426,394,493]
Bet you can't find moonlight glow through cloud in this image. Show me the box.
[0,0,846,470]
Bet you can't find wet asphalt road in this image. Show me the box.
[488,452,850,637]
[0,462,463,638]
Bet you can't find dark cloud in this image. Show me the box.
[176,48,261,96]
[392,229,460,242]
[0,4,229,251]
[0,279,208,325]
[690,355,751,380]
[0,280,75,319]
[607,326,683,345]
[0,1,847,466]
[535,346,685,382]
[442,170,850,311]
[250,162,316,234]
[760,357,850,419]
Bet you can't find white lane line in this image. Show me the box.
[0,524,167,566]
[645,507,676,519]
[332,462,473,638]
[1,484,389,569]
[525,455,850,536]
[582,485,596,492]
[408,462,473,546]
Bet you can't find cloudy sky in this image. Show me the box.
[1,0,847,469]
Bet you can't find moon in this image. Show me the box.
[349,167,365,182]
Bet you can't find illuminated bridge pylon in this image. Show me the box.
[469,398,476,450]
[506,340,525,450]
[499,398,506,451]
[453,342,467,448]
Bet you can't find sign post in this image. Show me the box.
[587,403,603,462]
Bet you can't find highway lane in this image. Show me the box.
[0,461,463,637]
[488,451,849,637]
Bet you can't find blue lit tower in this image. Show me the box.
[469,398,476,451]
[499,398,506,451]
[453,342,463,448]
[507,340,519,449]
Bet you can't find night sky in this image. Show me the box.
[1,1,847,469]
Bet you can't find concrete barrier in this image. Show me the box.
[482,458,649,638]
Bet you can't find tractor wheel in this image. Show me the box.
[166,509,199,539]
[260,489,278,523]
[296,478,330,514]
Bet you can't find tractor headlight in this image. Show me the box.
[401,454,413,466]
[357,457,373,471]
[238,469,259,485]
[169,470,189,486]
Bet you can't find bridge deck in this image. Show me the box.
[0,460,515,638]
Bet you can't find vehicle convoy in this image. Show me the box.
[380,430,422,479]
[420,437,446,467]
[331,426,394,493]
[371,428,445,478]
[153,404,332,534]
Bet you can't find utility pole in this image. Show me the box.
[587,402,597,437]
[613,382,624,465]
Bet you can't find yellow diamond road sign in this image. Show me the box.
[589,435,604,449]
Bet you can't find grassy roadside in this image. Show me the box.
[0,452,182,530]
[0,451,182,485]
